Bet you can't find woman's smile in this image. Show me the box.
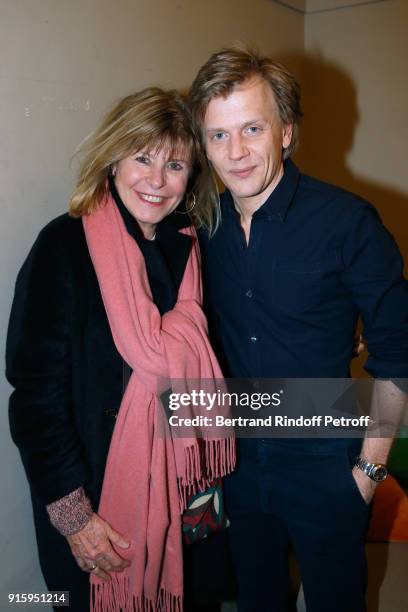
[137,192,166,204]
[113,147,190,239]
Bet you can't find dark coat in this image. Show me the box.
[6,210,193,607]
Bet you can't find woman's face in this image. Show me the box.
[113,143,191,239]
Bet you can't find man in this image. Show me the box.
[189,46,408,612]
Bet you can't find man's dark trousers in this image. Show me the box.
[224,438,371,612]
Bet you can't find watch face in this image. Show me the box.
[373,466,388,482]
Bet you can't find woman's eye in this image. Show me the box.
[212,132,227,141]
[134,155,150,164]
[168,161,184,171]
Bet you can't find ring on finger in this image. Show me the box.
[89,562,97,571]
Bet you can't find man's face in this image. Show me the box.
[203,77,292,208]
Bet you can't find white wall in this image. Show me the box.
[0,0,303,599]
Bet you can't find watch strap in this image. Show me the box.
[355,456,388,482]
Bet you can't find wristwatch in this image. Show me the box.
[355,456,388,483]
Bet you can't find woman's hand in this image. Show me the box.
[66,512,130,581]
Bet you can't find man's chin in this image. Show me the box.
[227,187,263,200]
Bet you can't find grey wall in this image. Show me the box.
[302,0,408,263]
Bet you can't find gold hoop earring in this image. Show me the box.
[177,193,196,214]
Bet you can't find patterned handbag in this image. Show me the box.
[182,478,230,545]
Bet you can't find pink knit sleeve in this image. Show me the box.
[46,487,93,536]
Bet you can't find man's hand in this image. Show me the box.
[352,333,365,358]
[66,512,130,581]
[352,465,377,504]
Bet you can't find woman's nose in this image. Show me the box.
[147,165,166,189]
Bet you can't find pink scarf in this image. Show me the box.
[83,195,235,611]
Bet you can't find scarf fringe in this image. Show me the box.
[178,436,236,510]
[91,578,182,612]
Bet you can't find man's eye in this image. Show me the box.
[212,132,226,141]
[246,126,261,135]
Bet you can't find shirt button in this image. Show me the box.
[250,336,258,343]
[246,290,253,298]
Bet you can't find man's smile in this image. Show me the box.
[229,166,257,179]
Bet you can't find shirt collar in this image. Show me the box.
[221,158,300,223]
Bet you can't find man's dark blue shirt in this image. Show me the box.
[199,159,408,380]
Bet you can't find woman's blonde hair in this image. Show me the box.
[69,87,220,233]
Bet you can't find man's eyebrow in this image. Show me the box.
[205,127,226,133]
[205,118,268,133]
[242,118,268,127]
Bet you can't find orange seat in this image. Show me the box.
[367,475,408,542]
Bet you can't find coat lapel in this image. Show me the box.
[157,211,192,291]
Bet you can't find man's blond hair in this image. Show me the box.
[189,45,303,159]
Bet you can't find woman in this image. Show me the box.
[6,88,235,611]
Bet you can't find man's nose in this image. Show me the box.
[147,165,166,189]
[228,135,249,160]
